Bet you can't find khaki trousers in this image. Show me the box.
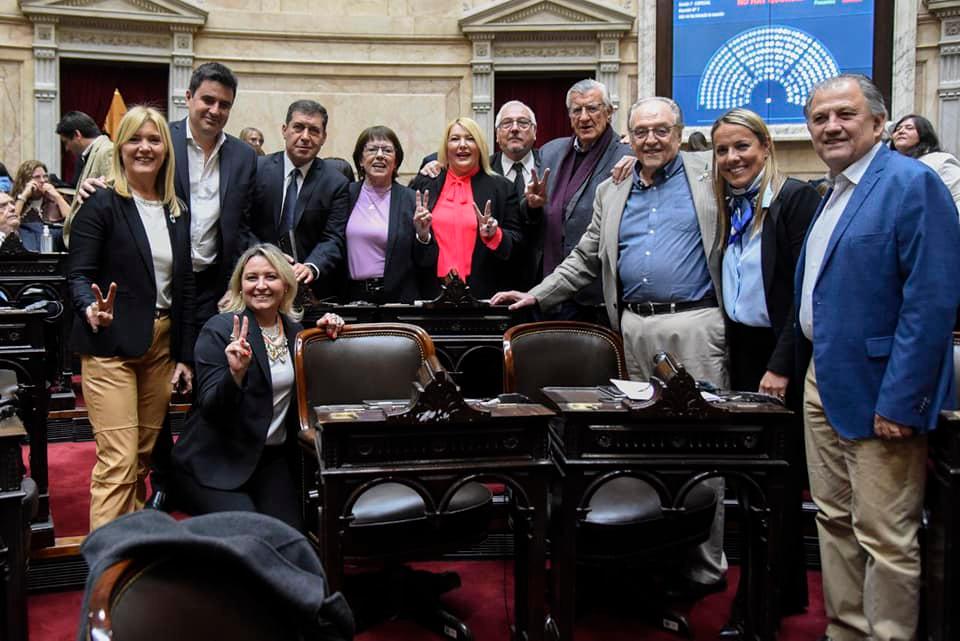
[804,360,927,641]
[620,306,729,584]
[83,317,174,531]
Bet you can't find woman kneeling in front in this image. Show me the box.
[172,243,343,530]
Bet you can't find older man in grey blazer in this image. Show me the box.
[493,96,728,591]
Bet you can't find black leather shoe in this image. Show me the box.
[145,489,169,512]
[665,576,728,600]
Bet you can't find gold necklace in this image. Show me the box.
[260,321,287,364]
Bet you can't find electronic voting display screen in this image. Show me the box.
[673,0,875,125]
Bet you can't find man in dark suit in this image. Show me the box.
[148,62,256,510]
[797,74,960,641]
[524,79,631,321]
[250,100,350,298]
[170,62,257,321]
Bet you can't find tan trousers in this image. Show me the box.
[621,306,729,584]
[83,317,174,531]
[804,360,927,641]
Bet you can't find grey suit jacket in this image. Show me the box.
[530,150,719,332]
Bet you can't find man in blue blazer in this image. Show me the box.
[797,74,960,641]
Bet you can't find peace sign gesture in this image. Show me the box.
[413,189,432,242]
[475,199,498,241]
[525,167,550,208]
[86,282,117,333]
[226,314,252,386]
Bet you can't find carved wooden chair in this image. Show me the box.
[503,323,718,637]
[295,323,493,640]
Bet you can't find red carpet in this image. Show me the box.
[31,441,828,640]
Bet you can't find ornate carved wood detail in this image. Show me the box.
[0,416,27,492]
[423,270,485,309]
[624,352,728,419]
[388,360,490,425]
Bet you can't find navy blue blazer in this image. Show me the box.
[68,188,195,363]
[338,181,430,303]
[794,144,960,438]
[170,118,257,292]
[250,153,350,296]
[172,308,302,490]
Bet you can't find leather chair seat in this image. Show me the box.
[578,477,718,562]
[346,481,493,557]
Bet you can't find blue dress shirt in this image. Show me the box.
[722,186,772,327]
[618,155,713,303]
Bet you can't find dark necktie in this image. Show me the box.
[511,162,526,197]
[278,168,299,260]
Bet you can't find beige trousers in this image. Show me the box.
[83,317,174,531]
[620,306,729,584]
[804,360,927,641]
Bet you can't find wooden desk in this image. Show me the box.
[299,393,554,641]
[0,308,53,546]
[542,378,791,641]
[925,408,960,641]
[0,415,33,641]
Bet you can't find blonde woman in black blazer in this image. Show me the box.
[68,106,196,530]
[711,107,819,613]
[409,117,522,299]
[172,244,344,529]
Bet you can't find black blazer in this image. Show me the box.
[170,118,257,291]
[757,177,820,376]
[408,169,522,299]
[68,188,195,362]
[172,309,302,490]
[250,154,350,295]
[336,181,431,303]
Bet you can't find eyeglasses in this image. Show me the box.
[497,118,533,131]
[363,144,396,156]
[631,126,677,140]
[569,104,606,118]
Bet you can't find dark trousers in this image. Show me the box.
[173,444,303,531]
[727,320,809,613]
[149,265,222,495]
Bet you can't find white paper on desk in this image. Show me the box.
[611,379,654,401]
[700,391,722,402]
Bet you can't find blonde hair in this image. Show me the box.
[710,107,783,245]
[111,106,181,218]
[437,117,493,176]
[219,244,303,322]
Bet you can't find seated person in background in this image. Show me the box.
[0,191,43,251]
[172,244,344,530]
[890,113,960,216]
[408,117,521,299]
[239,126,266,156]
[12,160,70,225]
[339,126,430,304]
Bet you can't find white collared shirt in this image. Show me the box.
[799,142,883,341]
[185,125,226,272]
[499,151,536,188]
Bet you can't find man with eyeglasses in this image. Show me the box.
[523,78,631,322]
[250,99,350,298]
[493,96,727,596]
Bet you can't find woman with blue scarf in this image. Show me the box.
[710,107,820,613]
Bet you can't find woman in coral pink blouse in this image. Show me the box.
[409,117,522,299]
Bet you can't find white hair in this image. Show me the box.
[494,100,537,128]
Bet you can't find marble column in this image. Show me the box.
[30,19,60,171]
[892,0,918,120]
[169,29,195,122]
[597,32,621,112]
[636,0,657,100]
[935,12,960,155]
[469,34,495,142]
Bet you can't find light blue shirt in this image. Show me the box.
[618,155,713,303]
[722,186,772,327]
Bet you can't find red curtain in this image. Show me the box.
[58,60,169,182]
[494,72,594,147]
